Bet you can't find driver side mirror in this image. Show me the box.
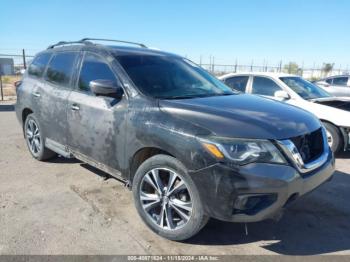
[317,81,330,87]
[274,90,290,100]
[89,79,123,98]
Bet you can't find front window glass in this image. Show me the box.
[251,76,282,96]
[325,78,333,84]
[79,53,117,91]
[225,76,249,92]
[280,76,330,99]
[116,55,234,99]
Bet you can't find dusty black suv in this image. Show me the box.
[16,38,335,240]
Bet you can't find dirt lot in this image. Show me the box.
[1,100,350,255]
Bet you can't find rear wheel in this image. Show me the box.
[24,114,56,161]
[322,122,342,153]
[132,154,208,241]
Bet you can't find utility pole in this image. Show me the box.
[22,49,27,69]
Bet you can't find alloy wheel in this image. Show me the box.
[139,168,193,231]
[326,129,333,148]
[26,119,41,155]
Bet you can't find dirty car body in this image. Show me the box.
[16,39,335,240]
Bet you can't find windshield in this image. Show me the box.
[280,76,330,100]
[116,55,234,99]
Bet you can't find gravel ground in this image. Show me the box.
[1,100,350,255]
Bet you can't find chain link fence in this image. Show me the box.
[1,50,349,100]
[200,62,350,79]
[0,50,34,100]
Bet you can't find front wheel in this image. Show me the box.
[132,155,208,241]
[322,122,342,153]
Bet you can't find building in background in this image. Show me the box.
[0,58,15,75]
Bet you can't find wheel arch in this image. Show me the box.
[22,108,33,124]
[320,119,347,151]
[129,147,174,183]
[21,108,34,136]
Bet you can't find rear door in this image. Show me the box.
[38,51,80,146]
[67,52,128,170]
[25,52,52,120]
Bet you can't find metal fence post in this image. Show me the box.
[0,74,3,101]
[22,49,27,69]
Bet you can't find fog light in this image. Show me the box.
[233,194,277,215]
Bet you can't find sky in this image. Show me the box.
[1,0,350,68]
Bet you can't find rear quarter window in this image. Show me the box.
[28,53,52,78]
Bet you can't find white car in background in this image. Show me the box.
[219,72,350,153]
[314,75,350,97]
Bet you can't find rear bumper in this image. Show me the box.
[189,149,335,222]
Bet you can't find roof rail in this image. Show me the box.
[80,38,147,48]
[47,40,93,49]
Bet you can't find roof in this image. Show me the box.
[41,39,179,58]
[219,72,297,79]
[107,45,179,57]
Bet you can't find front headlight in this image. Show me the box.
[200,137,286,165]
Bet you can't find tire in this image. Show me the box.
[24,113,57,161]
[132,154,208,241]
[322,122,342,153]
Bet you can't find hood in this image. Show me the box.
[159,94,321,140]
[311,97,350,112]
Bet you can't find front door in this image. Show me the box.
[67,52,128,170]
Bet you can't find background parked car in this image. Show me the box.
[314,75,350,97]
[219,72,350,153]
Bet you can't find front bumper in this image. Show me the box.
[189,149,335,222]
[340,127,350,150]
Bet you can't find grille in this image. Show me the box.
[290,128,324,164]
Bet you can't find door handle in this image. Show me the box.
[32,92,41,98]
[71,104,80,111]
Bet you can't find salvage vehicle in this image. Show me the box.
[314,75,350,97]
[16,39,334,240]
[219,72,350,153]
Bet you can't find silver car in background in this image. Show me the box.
[315,75,350,97]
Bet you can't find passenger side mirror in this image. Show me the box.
[89,79,123,98]
[274,90,290,100]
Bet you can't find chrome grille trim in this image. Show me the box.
[276,127,329,173]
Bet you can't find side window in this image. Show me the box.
[225,76,248,92]
[28,53,52,78]
[251,76,282,96]
[78,53,117,91]
[325,78,333,84]
[45,52,78,87]
[332,77,348,86]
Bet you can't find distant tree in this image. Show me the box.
[283,62,300,74]
[322,63,334,77]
